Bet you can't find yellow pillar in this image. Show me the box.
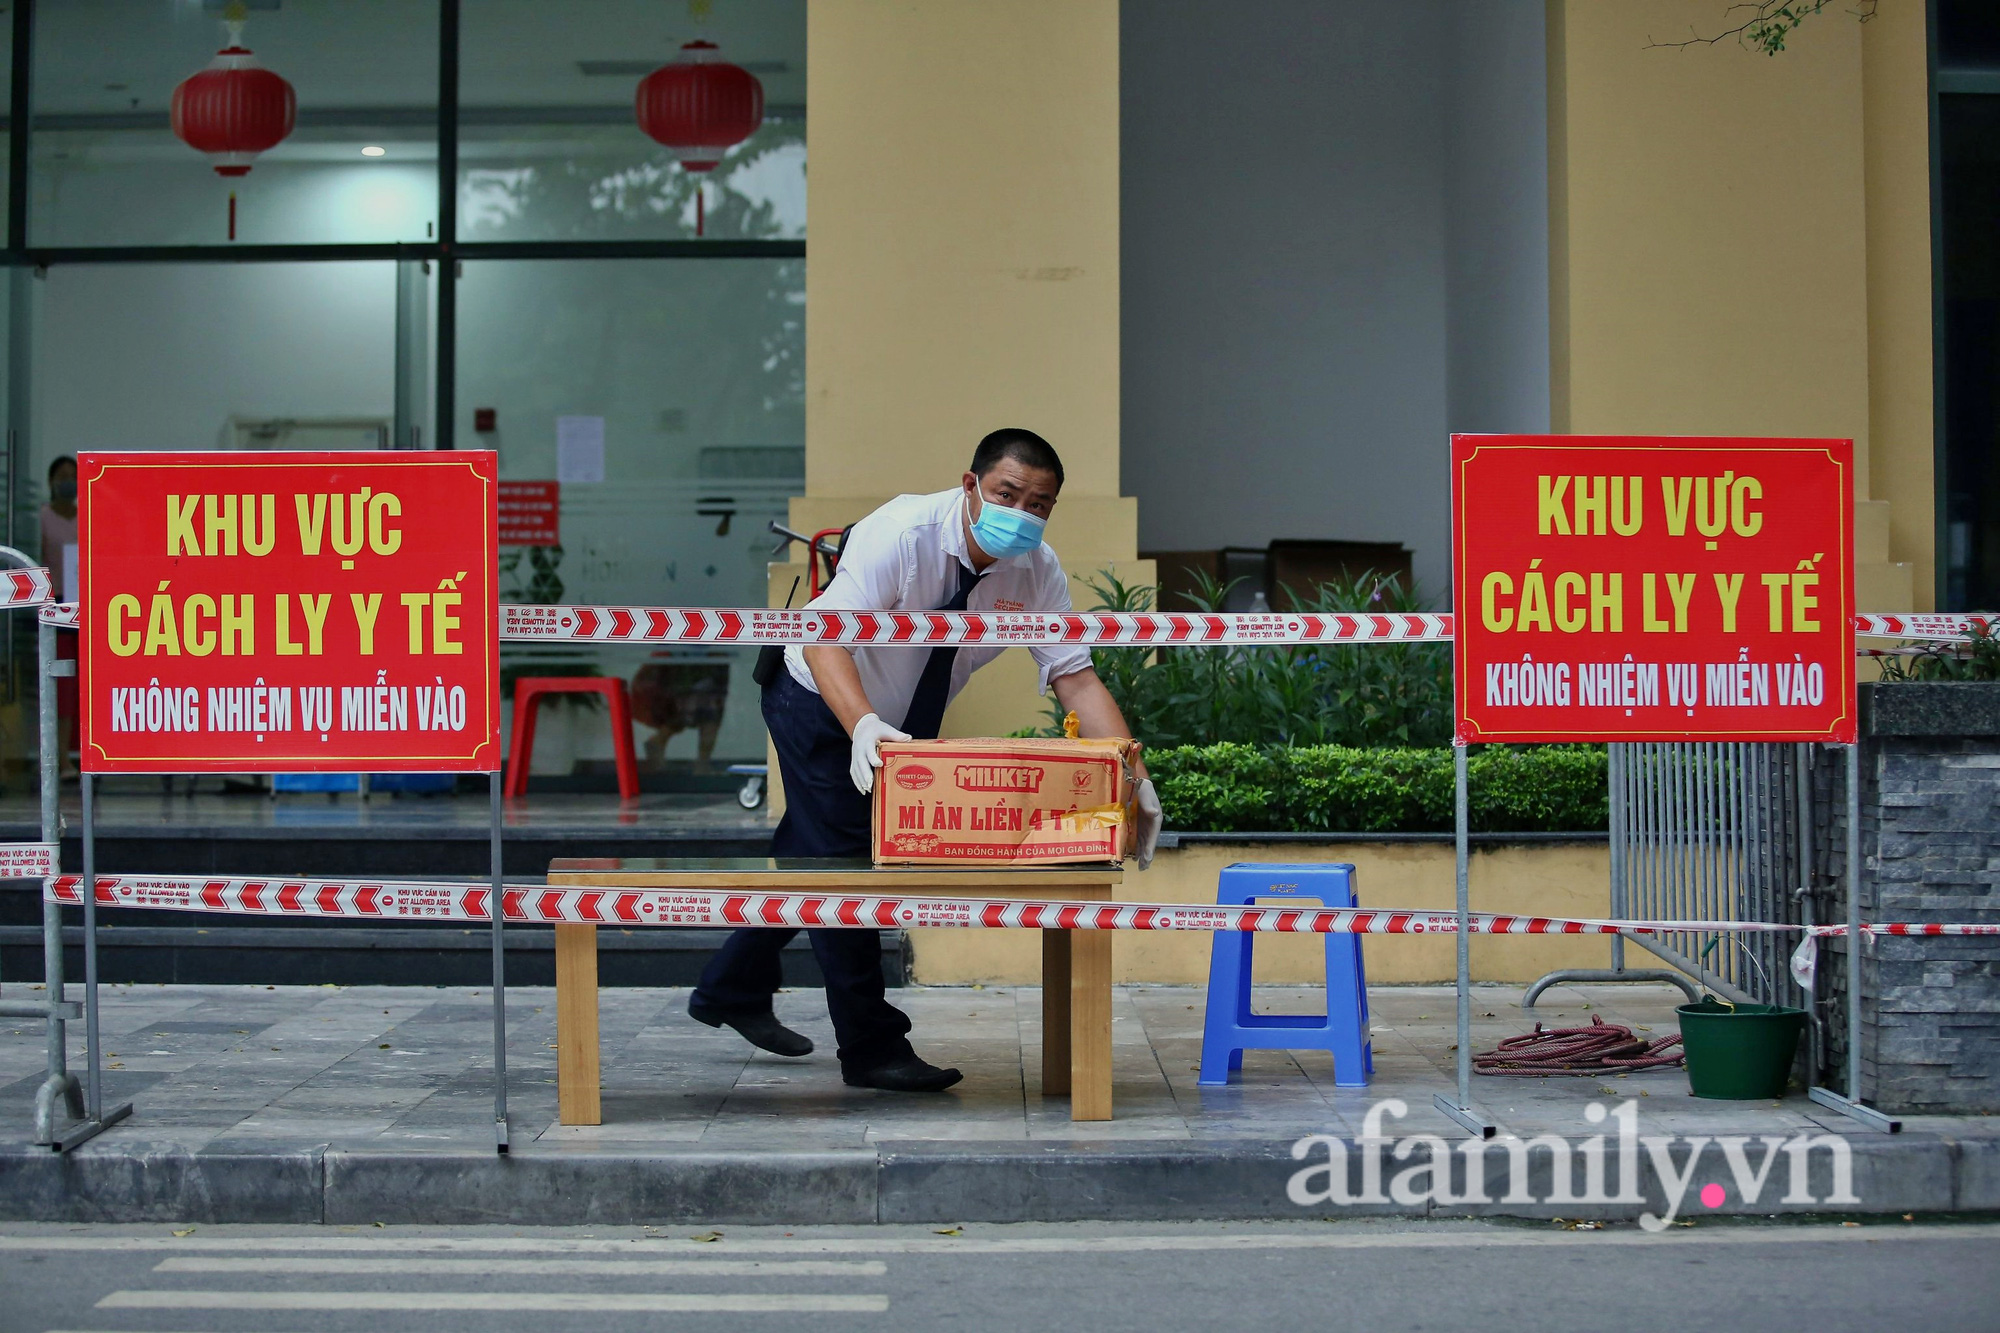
[784,0,1146,744]
[1546,0,1927,609]
[1862,2,1936,609]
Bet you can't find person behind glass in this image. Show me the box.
[689,428,1165,1092]
[38,456,79,781]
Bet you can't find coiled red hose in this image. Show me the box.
[1473,1015,1685,1077]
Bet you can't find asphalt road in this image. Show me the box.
[2,1219,1994,1333]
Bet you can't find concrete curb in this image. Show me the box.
[4,1132,1997,1224]
[0,1149,323,1223]
[322,1151,879,1226]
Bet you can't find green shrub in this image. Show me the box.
[1468,746,1609,832]
[1148,744,1607,834]
[1146,742,1281,832]
[1277,745,1453,832]
[1072,570,1453,749]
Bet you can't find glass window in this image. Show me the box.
[0,12,18,731]
[1939,94,2000,611]
[457,256,803,777]
[31,0,439,247]
[458,0,804,242]
[0,11,11,241]
[1,14,16,533]
[31,260,400,469]
[0,7,807,789]
[14,257,404,772]
[1938,0,2000,71]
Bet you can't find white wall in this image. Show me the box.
[1120,0,1549,601]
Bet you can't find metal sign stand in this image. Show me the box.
[16,580,496,1151]
[5,598,130,1150]
[70,768,133,1147]
[489,769,509,1153]
[1798,747,1820,1091]
[15,582,135,1149]
[1521,744,1701,1009]
[1433,742,1496,1139]
[1808,742,1901,1133]
[57,757,506,1153]
[20,614,83,1145]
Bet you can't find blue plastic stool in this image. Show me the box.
[1198,862,1373,1087]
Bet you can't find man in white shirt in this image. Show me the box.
[690,429,1163,1092]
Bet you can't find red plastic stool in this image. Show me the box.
[505,677,640,801]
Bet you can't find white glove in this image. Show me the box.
[1133,777,1163,870]
[848,712,911,795]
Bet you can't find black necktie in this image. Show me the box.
[901,560,982,738]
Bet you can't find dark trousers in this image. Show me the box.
[691,670,914,1074]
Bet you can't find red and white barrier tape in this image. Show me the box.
[31,599,1997,644]
[0,567,51,611]
[500,605,1454,645]
[1853,612,1995,641]
[42,601,1444,641]
[502,606,1995,646]
[0,842,58,879]
[41,874,2000,938]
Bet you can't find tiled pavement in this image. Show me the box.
[4,980,1979,1153]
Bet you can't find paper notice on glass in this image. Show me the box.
[556,415,605,484]
[62,543,78,604]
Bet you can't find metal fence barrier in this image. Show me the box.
[1525,740,1838,1094]
[1616,742,1815,1009]
[1523,742,1814,1010]
[0,548,104,1146]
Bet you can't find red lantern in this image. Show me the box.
[171,41,296,177]
[635,40,764,235]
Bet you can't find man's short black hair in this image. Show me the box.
[970,428,1063,488]
[47,455,75,483]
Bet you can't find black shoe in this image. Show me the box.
[843,1056,963,1092]
[688,1003,814,1058]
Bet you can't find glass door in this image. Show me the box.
[457,255,803,787]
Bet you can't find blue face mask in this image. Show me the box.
[968,487,1047,559]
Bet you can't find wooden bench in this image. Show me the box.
[546,857,1125,1121]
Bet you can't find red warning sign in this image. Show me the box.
[498,480,559,546]
[79,451,501,773]
[1452,435,1855,744]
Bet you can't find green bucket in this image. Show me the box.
[1676,999,1807,1100]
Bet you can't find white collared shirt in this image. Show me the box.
[784,488,1092,729]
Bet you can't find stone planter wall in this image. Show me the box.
[1821,684,2000,1114]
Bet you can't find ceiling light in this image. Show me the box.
[360,145,386,157]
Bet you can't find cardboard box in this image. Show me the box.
[872,737,1135,865]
